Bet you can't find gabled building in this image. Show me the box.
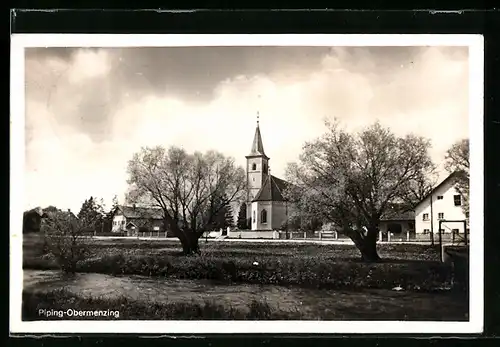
[414,172,468,241]
[379,204,415,241]
[245,118,294,231]
[111,205,165,235]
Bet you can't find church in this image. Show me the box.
[245,118,292,231]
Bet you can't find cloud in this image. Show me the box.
[23,46,469,212]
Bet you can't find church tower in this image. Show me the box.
[245,115,269,218]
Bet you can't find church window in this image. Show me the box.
[252,211,256,223]
[263,163,267,173]
[252,163,257,170]
[261,209,267,224]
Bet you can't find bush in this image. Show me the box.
[23,239,453,291]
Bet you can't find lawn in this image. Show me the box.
[21,234,468,321]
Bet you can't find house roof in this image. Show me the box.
[246,123,269,159]
[253,175,289,202]
[413,171,464,209]
[381,204,415,221]
[117,205,163,219]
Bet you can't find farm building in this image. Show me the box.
[414,172,469,242]
[111,205,170,236]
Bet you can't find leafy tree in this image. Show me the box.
[43,205,60,214]
[445,138,469,217]
[224,203,235,228]
[285,120,435,262]
[206,201,235,231]
[42,209,98,274]
[126,146,245,255]
[77,196,106,234]
[23,207,45,233]
[237,203,248,229]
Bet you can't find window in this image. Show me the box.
[423,229,430,234]
[263,163,267,173]
[261,209,267,224]
[252,211,256,223]
[422,213,429,221]
[438,213,444,219]
[252,163,257,170]
[454,195,462,206]
[437,195,443,200]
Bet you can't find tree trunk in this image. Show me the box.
[349,227,381,262]
[180,232,200,255]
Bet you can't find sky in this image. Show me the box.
[24,45,469,212]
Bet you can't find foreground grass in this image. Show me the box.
[23,289,302,320]
[23,288,468,321]
[23,235,455,292]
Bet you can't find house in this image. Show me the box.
[22,207,46,233]
[111,205,167,236]
[379,205,415,241]
[414,172,469,242]
[245,118,294,232]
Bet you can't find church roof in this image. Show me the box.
[246,124,269,159]
[253,175,289,202]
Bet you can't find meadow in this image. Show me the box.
[21,234,469,321]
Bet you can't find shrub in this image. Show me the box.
[23,239,453,291]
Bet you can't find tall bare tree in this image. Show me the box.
[444,138,469,217]
[126,146,245,255]
[285,120,435,262]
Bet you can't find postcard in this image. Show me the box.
[10,33,484,334]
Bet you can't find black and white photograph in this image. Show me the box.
[10,34,484,334]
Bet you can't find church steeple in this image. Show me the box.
[247,112,268,159]
[245,112,270,219]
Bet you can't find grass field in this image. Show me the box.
[21,234,468,321]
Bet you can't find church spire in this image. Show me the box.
[248,111,267,158]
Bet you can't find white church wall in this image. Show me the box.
[251,201,273,231]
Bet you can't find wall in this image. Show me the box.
[415,180,467,236]
[112,214,126,232]
[251,201,273,230]
[228,229,277,239]
[379,220,414,233]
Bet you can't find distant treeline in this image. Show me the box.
[23,208,46,233]
[22,206,114,234]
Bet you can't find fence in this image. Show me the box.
[85,228,469,245]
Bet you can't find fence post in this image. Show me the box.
[407,230,410,242]
[379,231,382,242]
[335,231,338,240]
[388,232,391,242]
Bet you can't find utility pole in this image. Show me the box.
[430,191,435,246]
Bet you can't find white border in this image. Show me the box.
[10,34,484,335]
